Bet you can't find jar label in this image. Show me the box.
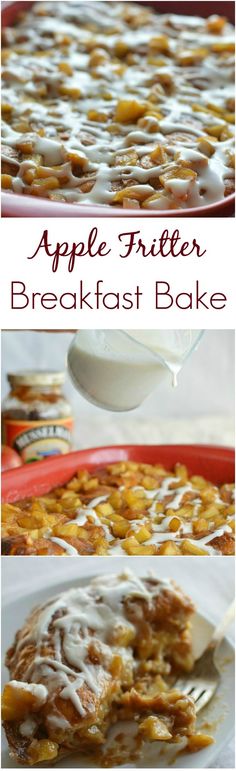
[3,418,74,462]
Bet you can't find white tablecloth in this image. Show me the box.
[2,557,234,768]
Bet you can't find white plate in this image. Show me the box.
[1,574,235,769]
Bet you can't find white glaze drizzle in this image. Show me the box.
[19,718,37,738]
[10,570,176,719]
[2,2,235,209]
[40,471,235,556]
[49,536,79,555]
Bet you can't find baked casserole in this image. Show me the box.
[1,2,235,211]
[2,461,235,556]
[2,570,213,766]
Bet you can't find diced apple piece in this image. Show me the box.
[182,540,207,556]
[113,185,154,203]
[2,682,47,721]
[139,715,172,741]
[135,526,151,543]
[28,739,59,763]
[112,520,130,538]
[187,733,214,752]
[158,541,181,555]
[114,99,146,123]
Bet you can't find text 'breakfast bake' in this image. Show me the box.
[2,571,214,766]
[2,461,235,556]
[1,2,235,210]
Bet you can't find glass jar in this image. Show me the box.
[2,370,74,462]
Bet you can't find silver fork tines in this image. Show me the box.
[175,600,235,714]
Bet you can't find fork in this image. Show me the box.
[175,600,235,713]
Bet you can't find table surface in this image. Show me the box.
[2,556,234,769]
[73,414,234,451]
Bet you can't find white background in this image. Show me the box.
[1,218,235,446]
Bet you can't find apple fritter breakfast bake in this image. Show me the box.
[2,461,235,556]
[1,2,235,210]
[2,571,214,766]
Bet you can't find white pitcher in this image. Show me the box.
[67,329,203,412]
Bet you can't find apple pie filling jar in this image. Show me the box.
[1,371,74,462]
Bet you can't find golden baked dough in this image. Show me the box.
[1,2,235,210]
[2,461,235,556]
[2,571,213,766]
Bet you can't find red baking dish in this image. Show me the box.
[2,1,235,218]
[1,444,235,503]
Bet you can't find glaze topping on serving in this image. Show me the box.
[2,571,215,765]
[2,2,235,209]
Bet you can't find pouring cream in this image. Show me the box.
[67,330,203,411]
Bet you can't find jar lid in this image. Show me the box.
[7,370,66,387]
